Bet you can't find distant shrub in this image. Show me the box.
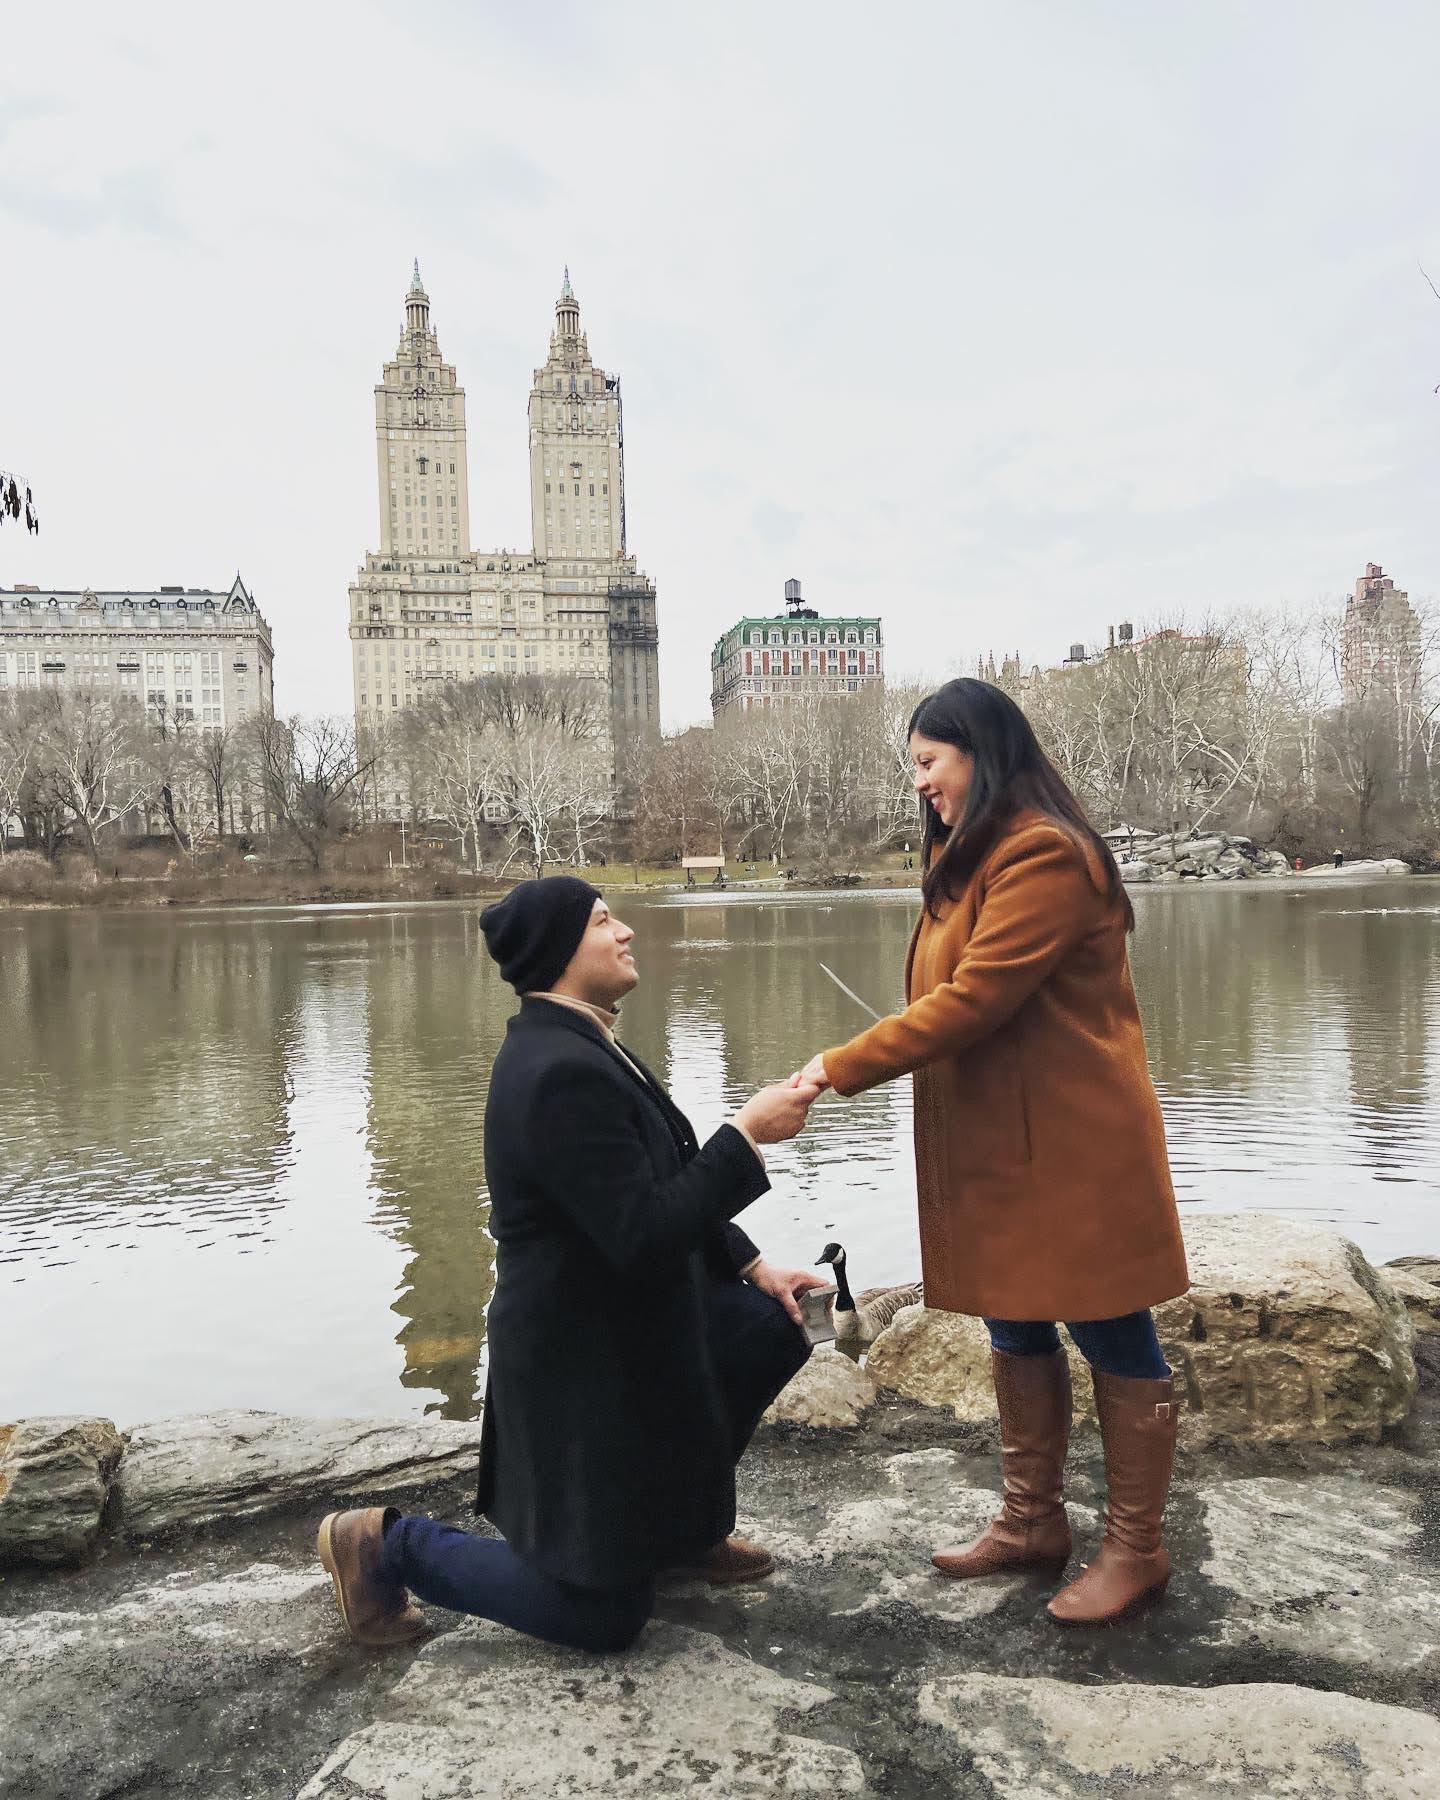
[0,850,55,899]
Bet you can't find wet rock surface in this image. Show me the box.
[4,1375,1437,1799]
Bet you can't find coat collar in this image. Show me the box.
[513,997,697,1155]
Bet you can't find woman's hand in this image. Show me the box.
[792,1053,830,1091]
[734,1080,823,1144]
[744,1258,834,1326]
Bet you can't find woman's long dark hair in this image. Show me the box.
[910,678,1134,931]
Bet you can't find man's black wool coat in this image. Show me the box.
[475,997,770,1588]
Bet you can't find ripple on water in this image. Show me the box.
[0,886,1436,1418]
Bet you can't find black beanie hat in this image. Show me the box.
[480,875,602,994]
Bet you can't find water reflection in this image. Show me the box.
[1,885,1436,1424]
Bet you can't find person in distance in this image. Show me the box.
[318,875,827,1652]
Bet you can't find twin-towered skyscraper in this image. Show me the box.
[347,265,660,763]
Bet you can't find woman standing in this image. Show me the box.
[798,679,1189,1626]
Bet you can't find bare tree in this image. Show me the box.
[0,692,47,851]
[39,692,147,871]
[624,726,727,864]
[252,714,374,871]
[554,736,613,867]
[415,687,505,872]
[197,725,239,842]
[500,723,571,876]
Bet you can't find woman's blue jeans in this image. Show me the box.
[985,1309,1170,1379]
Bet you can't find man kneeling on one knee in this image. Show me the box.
[318,876,827,1652]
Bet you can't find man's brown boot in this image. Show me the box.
[1048,1371,1178,1626]
[933,1349,1072,1580]
[317,1508,427,1646]
[662,1535,775,1586]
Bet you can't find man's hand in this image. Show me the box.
[790,1053,830,1091]
[744,1258,834,1327]
[733,1080,823,1145]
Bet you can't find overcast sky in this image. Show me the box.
[2,1,1437,726]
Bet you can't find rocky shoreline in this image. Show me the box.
[1114,828,1415,883]
[4,1218,1438,1798]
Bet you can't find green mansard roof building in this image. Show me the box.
[711,579,883,718]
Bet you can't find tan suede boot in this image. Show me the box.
[932,1348,1073,1580]
[1048,1371,1178,1625]
[317,1508,427,1646]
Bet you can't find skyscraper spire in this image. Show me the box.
[555,266,580,341]
[405,259,430,335]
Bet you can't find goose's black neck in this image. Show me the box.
[832,1255,855,1313]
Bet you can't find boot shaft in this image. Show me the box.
[1092,1370,1177,1555]
[993,1347,1073,1527]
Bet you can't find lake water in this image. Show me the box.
[3,882,1437,1424]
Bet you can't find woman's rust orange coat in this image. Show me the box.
[824,813,1189,1322]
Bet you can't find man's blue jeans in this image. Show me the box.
[985,1309,1170,1378]
[378,1274,810,1653]
[378,1516,652,1653]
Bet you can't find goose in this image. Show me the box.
[815,1242,923,1359]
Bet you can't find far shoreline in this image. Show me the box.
[0,864,1431,919]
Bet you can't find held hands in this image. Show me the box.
[791,1053,831,1092]
[734,1079,824,1145]
[744,1257,834,1326]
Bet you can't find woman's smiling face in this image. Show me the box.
[910,731,975,830]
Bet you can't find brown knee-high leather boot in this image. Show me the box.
[1047,1370,1178,1625]
[933,1348,1072,1579]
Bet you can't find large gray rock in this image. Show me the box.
[0,1561,357,1798]
[1157,1215,1416,1442]
[919,1674,1440,1797]
[298,1619,866,1797]
[1200,1476,1440,1674]
[117,1410,483,1538]
[1386,1253,1440,1287]
[867,1215,1417,1444]
[755,1446,1097,1625]
[0,1417,124,1566]
[1296,857,1412,878]
[864,1304,993,1419]
[1382,1266,1440,1334]
[764,1347,877,1428]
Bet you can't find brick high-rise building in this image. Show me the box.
[711,580,883,717]
[347,266,659,783]
[1342,562,1421,706]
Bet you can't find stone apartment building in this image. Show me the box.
[347,265,659,778]
[0,574,274,725]
[1342,563,1422,706]
[711,580,883,717]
